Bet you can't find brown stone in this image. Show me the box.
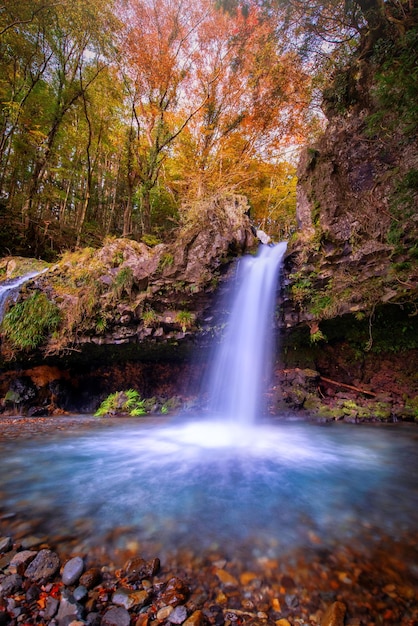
[321,601,346,626]
[183,610,205,626]
[79,567,102,589]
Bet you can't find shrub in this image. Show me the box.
[1,292,61,350]
[175,310,194,332]
[112,266,134,299]
[95,389,147,417]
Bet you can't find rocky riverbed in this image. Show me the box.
[0,418,417,626]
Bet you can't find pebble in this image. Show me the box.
[56,588,84,624]
[79,567,102,589]
[168,605,188,623]
[73,585,88,602]
[321,601,346,626]
[0,537,12,553]
[215,568,239,587]
[183,610,204,626]
[0,574,23,597]
[112,588,149,610]
[62,556,85,586]
[102,606,131,626]
[24,548,60,583]
[9,549,37,574]
[157,605,174,621]
[0,521,417,626]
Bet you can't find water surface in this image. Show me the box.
[1,417,417,561]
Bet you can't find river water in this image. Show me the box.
[1,417,417,563]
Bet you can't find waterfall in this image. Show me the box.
[0,271,45,322]
[206,241,287,423]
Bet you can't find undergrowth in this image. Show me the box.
[1,292,61,350]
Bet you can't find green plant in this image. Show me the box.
[142,308,158,327]
[112,266,134,299]
[1,292,61,350]
[95,314,108,333]
[94,389,147,417]
[158,253,174,271]
[175,310,194,332]
[141,234,161,247]
[112,251,124,266]
[367,30,418,136]
[309,328,327,344]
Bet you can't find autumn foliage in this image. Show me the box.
[3,0,412,255]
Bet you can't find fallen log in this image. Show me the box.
[319,376,377,397]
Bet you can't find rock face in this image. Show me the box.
[285,58,417,329]
[0,194,256,414]
[279,31,418,420]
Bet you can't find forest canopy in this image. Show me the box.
[0,0,415,258]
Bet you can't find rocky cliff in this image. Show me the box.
[277,25,418,421]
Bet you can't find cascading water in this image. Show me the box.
[0,270,45,321]
[207,242,287,423]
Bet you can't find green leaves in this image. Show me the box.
[1,292,61,350]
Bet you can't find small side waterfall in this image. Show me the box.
[206,241,287,423]
[0,271,45,321]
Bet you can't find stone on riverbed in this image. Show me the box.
[112,588,149,610]
[79,567,102,589]
[0,538,12,553]
[24,548,60,583]
[0,574,23,597]
[55,588,84,624]
[9,550,37,574]
[102,606,131,626]
[321,601,346,626]
[124,556,160,582]
[62,556,84,586]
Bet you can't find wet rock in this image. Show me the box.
[73,585,88,602]
[321,601,346,626]
[112,588,149,610]
[160,577,190,607]
[56,589,84,625]
[45,595,59,618]
[0,537,12,553]
[27,406,49,417]
[157,605,174,621]
[124,556,160,582]
[20,535,44,549]
[215,568,238,587]
[9,550,37,574]
[79,567,102,589]
[0,574,23,597]
[183,610,205,626]
[169,605,188,624]
[62,556,84,586]
[0,610,10,625]
[0,549,17,571]
[24,549,60,583]
[102,606,131,626]
[25,583,41,603]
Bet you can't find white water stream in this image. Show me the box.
[207,242,287,423]
[0,270,46,321]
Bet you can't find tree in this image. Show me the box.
[169,1,312,211]
[116,0,213,234]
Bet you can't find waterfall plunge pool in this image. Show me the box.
[1,416,417,566]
